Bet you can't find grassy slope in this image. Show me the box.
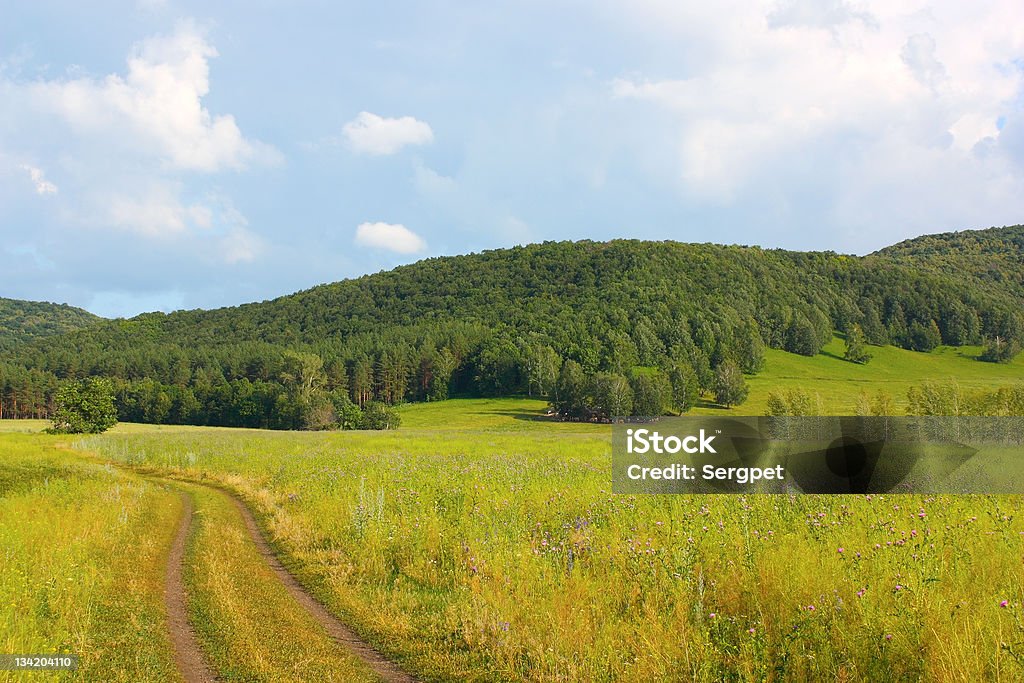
[739,336,1024,415]
[396,337,1024,425]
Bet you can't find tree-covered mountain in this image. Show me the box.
[875,225,1024,300]
[2,229,1023,426]
[0,297,101,353]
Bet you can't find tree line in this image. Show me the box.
[2,237,1022,428]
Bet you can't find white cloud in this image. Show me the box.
[20,22,276,171]
[343,111,434,155]
[0,23,271,269]
[605,0,1024,233]
[901,33,947,89]
[220,225,263,264]
[20,164,57,195]
[104,191,210,237]
[413,163,458,197]
[66,181,261,264]
[354,221,427,253]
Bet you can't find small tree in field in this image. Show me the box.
[980,335,1020,364]
[49,378,118,434]
[844,323,873,364]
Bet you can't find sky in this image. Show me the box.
[2,1,1024,318]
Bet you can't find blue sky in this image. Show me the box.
[2,0,1024,318]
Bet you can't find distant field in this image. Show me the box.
[733,336,1024,415]
[0,419,48,433]
[396,338,1024,426]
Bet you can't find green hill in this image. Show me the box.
[874,224,1024,299]
[0,297,101,352]
[3,228,1024,426]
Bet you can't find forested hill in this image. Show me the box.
[0,297,101,352]
[875,225,1024,300]
[2,230,1023,427]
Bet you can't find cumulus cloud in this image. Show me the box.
[0,23,272,270]
[343,111,434,155]
[19,23,276,171]
[104,190,210,237]
[21,165,57,195]
[354,222,427,253]
[901,33,947,90]
[606,0,1024,239]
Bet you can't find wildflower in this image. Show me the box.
[748,628,756,634]
[895,584,903,591]
[856,589,866,598]
[838,547,845,554]
[885,633,893,641]
[918,511,926,519]
[911,529,917,537]
[1000,600,1009,608]
[709,612,716,618]
[807,605,816,611]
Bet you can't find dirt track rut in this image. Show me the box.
[166,491,217,683]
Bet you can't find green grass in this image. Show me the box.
[0,434,181,682]
[396,397,602,432]
[398,339,1024,426]
[732,337,1024,416]
[4,339,1024,680]
[178,481,378,682]
[77,415,1024,681]
[0,420,48,433]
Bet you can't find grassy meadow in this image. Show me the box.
[3,341,1024,681]
[0,434,182,682]
[716,336,1024,416]
[75,395,1024,681]
[0,435,385,682]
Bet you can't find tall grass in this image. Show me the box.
[180,482,378,682]
[80,419,1024,681]
[0,435,180,682]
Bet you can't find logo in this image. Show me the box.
[626,428,717,454]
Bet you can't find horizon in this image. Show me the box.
[5,222,1014,319]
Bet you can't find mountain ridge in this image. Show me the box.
[2,226,1022,427]
[0,297,102,352]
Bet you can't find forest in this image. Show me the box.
[0,297,99,352]
[2,228,1023,428]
